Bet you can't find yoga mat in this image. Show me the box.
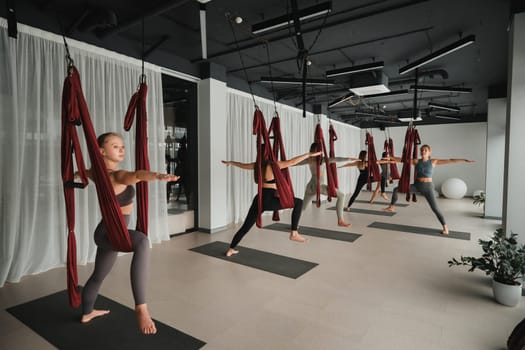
[354,199,409,207]
[264,223,361,243]
[367,221,470,240]
[6,289,206,350]
[190,241,317,279]
[328,207,396,217]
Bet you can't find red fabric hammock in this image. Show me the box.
[384,138,400,180]
[328,124,339,189]
[398,125,421,200]
[123,80,150,235]
[61,66,133,307]
[365,132,381,189]
[313,124,338,207]
[252,109,295,228]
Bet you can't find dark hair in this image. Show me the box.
[358,150,367,162]
[97,132,121,147]
[310,142,319,152]
[382,151,388,158]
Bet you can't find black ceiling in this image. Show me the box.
[4,0,513,128]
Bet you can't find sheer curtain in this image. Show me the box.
[225,89,361,223]
[0,19,169,287]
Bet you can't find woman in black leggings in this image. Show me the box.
[79,132,178,334]
[222,149,321,257]
[383,144,474,235]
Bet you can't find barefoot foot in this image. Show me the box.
[343,207,351,212]
[81,309,110,323]
[338,220,352,227]
[381,193,389,200]
[442,225,449,235]
[383,205,395,212]
[289,231,308,243]
[225,248,239,257]
[136,304,157,335]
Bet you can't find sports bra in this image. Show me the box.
[415,159,433,178]
[116,185,135,206]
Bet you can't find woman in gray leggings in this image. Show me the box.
[80,132,179,334]
[383,144,474,235]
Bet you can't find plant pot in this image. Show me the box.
[493,279,522,307]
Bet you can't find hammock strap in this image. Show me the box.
[365,132,381,189]
[61,66,133,307]
[123,80,150,234]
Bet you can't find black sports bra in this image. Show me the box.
[264,179,276,184]
[116,185,135,206]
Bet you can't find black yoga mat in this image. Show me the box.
[353,199,409,207]
[6,290,206,350]
[264,223,361,243]
[327,206,396,217]
[367,221,470,240]
[190,241,317,279]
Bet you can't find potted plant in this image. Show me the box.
[472,190,485,209]
[448,228,525,306]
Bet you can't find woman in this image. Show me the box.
[80,132,179,334]
[339,150,392,210]
[222,148,321,257]
[369,151,392,203]
[298,142,355,227]
[383,144,474,235]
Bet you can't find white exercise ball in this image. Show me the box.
[441,178,467,199]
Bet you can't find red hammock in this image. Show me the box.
[398,125,421,200]
[61,66,134,307]
[123,80,150,235]
[328,124,339,189]
[252,109,295,228]
[384,138,400,180]
[365,132,381,189]
[313,124,338,207]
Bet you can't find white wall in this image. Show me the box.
[198,78,228,232]
[364,123,486,196]
[504,11,525,243]
[485,98,506,219]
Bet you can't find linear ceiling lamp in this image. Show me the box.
[398,116,422,122]
[434,114,462,120]
[251,2,332,35]
[260,77,335,86]
[399,34,475,75]
[328,93,354,108]
[326,61,384,78]
[360,89,410,98]
[410,85,472,93]
[428,102,460,112]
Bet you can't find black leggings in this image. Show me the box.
[380,175,387,194]
[229,188,303,248]
[347,176,368,208]
[390,182,446,225]
[82,216,150,314]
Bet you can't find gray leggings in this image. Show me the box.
[391,182,446,225]
[82,216,150,314]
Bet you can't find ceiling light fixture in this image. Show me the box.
[399,34,475,75]
[428,102,460,112]
[359,89,410,98]
[434,114,462,120]
[259,77,335,86]
[251,2,332,35]
[326,61,384,78]
[328,93,354,108]
[398,116,423,122]
[410,85,472,93]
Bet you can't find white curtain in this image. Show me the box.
[0,19,169,287]
[225,89,361,223]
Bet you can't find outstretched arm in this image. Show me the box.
[276,151,322,169]
[338,160,361,168]
[222,160,255,170]
[328,156,359,163]
[433,158,475,166]
[113,170,179,185]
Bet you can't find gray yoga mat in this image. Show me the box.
[190,241,317,279]
[6,289,206,350]
[327,206,396,217]
[264,223,361,243]
[367,221,470,240]
[354,199,409,207]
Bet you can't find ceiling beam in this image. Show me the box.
[98,0,192,38]
[197,0,430,62]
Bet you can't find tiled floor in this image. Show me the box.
[1,192,522,349]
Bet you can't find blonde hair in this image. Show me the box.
[420,144,431,152]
